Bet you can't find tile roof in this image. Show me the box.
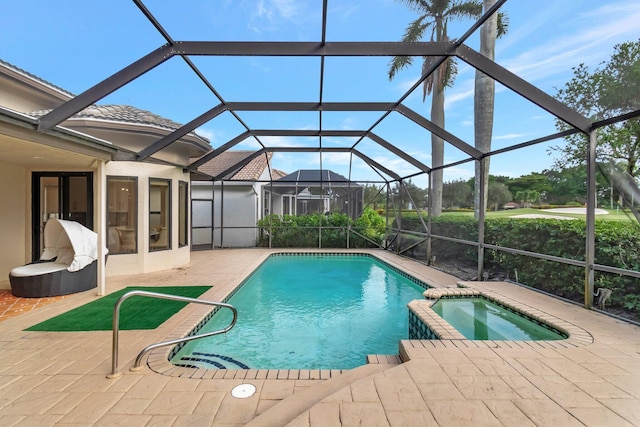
[2,60,208,144]
[271,168,288,180]
[276,169,358,185]
[29,104,209,145]
[0,58,74,98]
[197,151,274,181]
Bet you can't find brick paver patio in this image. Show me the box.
[1,249,639,426]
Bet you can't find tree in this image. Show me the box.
[487,181,512,211]
[543,167,587,205]
[514,189,539,208]
[389,0,482,217]
[443,179,472,209]
[507,172,552,198]
[473,0,508,220]
[390,179,428,210]
[552,40,640,179]
[363,184,384,210]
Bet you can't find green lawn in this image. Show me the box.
[439,208,636,222]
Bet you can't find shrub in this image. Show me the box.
[398,216,640,320]
[257,208,385,248]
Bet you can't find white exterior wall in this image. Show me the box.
[214,184,258,247]
[269,190,284,216]
[105,162,190,275]
[0,163,26,289]
[192,169,275,248]
[0,158,193,287]
[0,61,207,288]
[191,182,214,247]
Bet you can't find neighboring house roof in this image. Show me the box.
[269,169,362,198]
[196,150,275,181]
[276,169,361,186]
[271,168,288,180]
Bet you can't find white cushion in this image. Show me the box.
[10,262,68,277]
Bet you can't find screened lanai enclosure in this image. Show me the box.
[17,0,640,321]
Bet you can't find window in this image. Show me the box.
[263,190,270,216]
[179,181,188,247]
[107,177,137,254]
[149,178,171,251]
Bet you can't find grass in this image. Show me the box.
[25,286,211,332]
[440,208,636,221]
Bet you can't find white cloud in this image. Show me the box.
[493,133,529,141]
[340,116,358,130]
[444,84,474,109]
[321,152,352,166]
[328,3,360,20]
[195,127,216,144]
[247,0,311,34]
[501,0,640,86]
[444,165,474,181]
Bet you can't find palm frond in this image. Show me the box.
[422,56,452,100]
[445,1,482,20]
[388,15,434,80]
[389,55,415,81]
[396,0,433,14]
[401,16,431,43]
[496,11,509,38]
[445,58,458,88]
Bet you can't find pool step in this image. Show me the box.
[366,354,402,365]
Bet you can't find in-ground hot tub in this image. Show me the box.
[408,288,571,342]
[430,296,566,340]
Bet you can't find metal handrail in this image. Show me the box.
[107,290,237,378]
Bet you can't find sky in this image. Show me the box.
[1,0,639,187]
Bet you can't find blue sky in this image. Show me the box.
[1,0,639,186]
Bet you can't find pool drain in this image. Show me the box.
[231,383,256,399]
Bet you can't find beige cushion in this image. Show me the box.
[55,247,75,265]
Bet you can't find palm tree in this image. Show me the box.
[474,0,508,220]
[389,0,482,217]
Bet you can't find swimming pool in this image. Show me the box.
[430,297,566,340]
[170,253,429,370]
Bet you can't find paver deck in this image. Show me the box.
[0,248,639,426]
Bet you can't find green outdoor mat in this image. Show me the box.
[25,286,211,332]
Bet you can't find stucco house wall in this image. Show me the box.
[104,162,191,275]
[192,151,284,249]
[0,163,26,287]
[213,184,259,247]
[0,59,211,292]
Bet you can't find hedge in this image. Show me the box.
[396,214,640,320]
[257,208,386,248]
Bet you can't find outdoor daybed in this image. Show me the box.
[9,219,100,297]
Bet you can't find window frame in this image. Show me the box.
[149,178,172,252]
[106,176,138,255]
[178,180,189,248]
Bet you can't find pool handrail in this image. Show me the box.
[108,289,237,378]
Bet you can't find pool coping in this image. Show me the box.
[145,250,414,380]
[142,249,593,379]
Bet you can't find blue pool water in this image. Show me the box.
[171,254,428,370]
[430,297,566,341]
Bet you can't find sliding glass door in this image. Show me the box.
[31,172,93,260]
